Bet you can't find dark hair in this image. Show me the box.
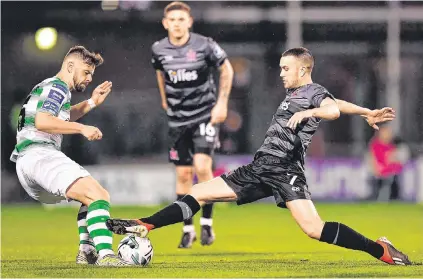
[164,1,191,16]
[65,45,104,67]
[282,47,314,71]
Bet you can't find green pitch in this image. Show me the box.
[2,202,422,277]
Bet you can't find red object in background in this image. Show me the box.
[370,138,403,178]
[213,167,226,177]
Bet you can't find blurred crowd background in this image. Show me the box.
[2,1,423,204]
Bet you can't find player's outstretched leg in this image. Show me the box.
[67,176,133,266]
[106,177,237,237]
[286,199,412,265]
[76,204,98,264]
[193,154,216,246]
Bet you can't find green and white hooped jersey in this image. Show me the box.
[10,77,71,162]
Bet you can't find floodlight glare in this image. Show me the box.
[35,27,58,50]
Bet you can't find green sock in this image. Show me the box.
[86,200,114,258]
[77,205,95,252]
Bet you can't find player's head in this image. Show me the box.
[279,47,314,89]
[62,46,104,92]
[162,1,193,40]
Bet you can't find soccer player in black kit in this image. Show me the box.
[150,2,234,248]
[108,47,411,265]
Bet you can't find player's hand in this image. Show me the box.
[210,103,228,124]
[162,101,168,111]
[363,107,396,130]
[287,110,313,130]
[81,125,103,141]
[90,81,113,106]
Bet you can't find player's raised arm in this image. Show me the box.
[335,98,396,130]
[70,81,113,121]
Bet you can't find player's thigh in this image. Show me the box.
[16,147,91,204]
[16,158,63,204]
[66,176,110,205]
[169,126,194,166]
[192,121,219,158]
[189,177,237,203]
[286,199,324,238]
[220,162,274,205]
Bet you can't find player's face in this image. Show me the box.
[163,10,192,39]
[73,61,95,93]
[279,56,304,89]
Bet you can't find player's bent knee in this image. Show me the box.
[66,176,110,205]
[194,165,212,178]
[176,167,193,184]
[300,220,324,239]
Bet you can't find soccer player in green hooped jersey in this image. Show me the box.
[10,46,134,266]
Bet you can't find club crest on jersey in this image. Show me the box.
[168,69,198,84]
[169,148,179,161]
[281,101,290,110]
[186,49,197,61]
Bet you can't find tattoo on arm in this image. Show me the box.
[218,61,234,102]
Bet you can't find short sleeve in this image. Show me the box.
[308,85,335,108]
[151,43,163,71]
[206,38,227,67]
[38,82,68,116]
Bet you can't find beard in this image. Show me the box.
[73,76,87,92]
[75,83,87,92]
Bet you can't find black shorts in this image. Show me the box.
[168,120,220,166]
[220,154,311,208]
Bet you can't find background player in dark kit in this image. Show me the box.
[111,47,410,265]
[151,1,234,248]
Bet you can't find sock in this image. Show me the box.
[77,204,95,252]
[202,203,214,219]
[200,217,213,226]
[141,195,201,229]
[177,194,193,226]
[319,222,384,259]
[86,200,114,258]
[183,225,195,233]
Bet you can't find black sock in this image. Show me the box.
[177,194,193,226]
[141,195,201,229]
[202,203,213,219]
[320,222,384,259]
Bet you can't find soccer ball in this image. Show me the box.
[117,234,153,266]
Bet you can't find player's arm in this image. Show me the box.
[210,59,234,124]
[35,113,102,141]
[70,100,94,122]
[151,43,167,111]
[287,97,340,129]
[309,97,341,120]
[335,98,372,116]
[70,81,112,121]
[216,59,234,107]
[156,70,168,111]
[36,112,85,134]
[335,98,396,130]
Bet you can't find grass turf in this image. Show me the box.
[1,202,422,277]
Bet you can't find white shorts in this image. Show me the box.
[15,145,90,204]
